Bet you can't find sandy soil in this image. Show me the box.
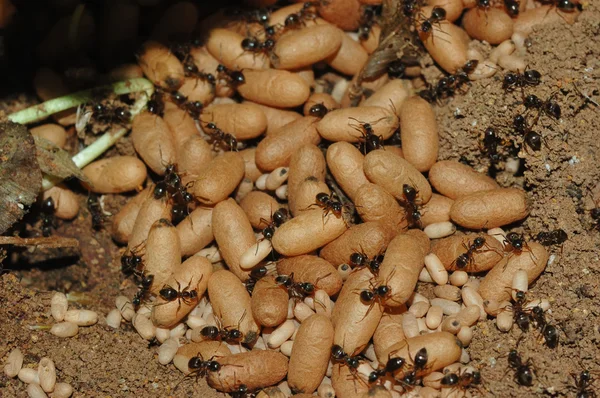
[1,3,599,398]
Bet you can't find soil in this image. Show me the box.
[1,3,600,398]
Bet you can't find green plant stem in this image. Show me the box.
[7,77,154,125]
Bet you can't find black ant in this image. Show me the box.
[244,265,268,295]
[501,232,538,263]
[308,103,329,118]
[529,305,559,348]
[502,67,542,91]
[87,193,106,230]
[241,36,275,57]
[535,229,568,247]
[349,251,382,276]
[349,118,384,154]
[153,163,195,223]
[132,273,154,307]
[441,369,483,395]
[275,273,315,301]
[504,289,533,332]
[203,122,238,152]
[40,197,56,237]
[539,0,582,13]
[200,312,246,344]
[452,236,494,270]
[569,369,597,398]
[283,2,319,30]
[121,242,146,277]
[399,184,422,228]
[417,6,447,43]
[368,354,406,384]
[476,0,492,11]
[231,383,255,398]
[147,91,166,116]
[507,349,535,386]
[387,60,406,79]
[396,348,430,391]
[307,192,349,222]
[216,64,245,89]
[259,208,289,243]
[513,113,544,152]
[524,93,561,120]
[90,102,132,126]
[159,278,199,311]
[187,353,222,379]
[331,344,363,373]
[481,127,504,163]
[420,59,478,103]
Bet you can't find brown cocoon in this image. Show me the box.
[202,103,267,140]
[431,233,504,272]
[177,135,214,176]
[238,69,310,108]
[478,242,548,303]
[317,107,397,143]
[246,101,302,135]
[251,276,289,327]
[303,93,340,116]
[326,33,369,76]
[377,234,425,307]
[151,255,212,328]
[144,219,180,295]
[30,124,67,148]
[207,351,288,392]
[128,195,172,250]
[361,79,410,113]
[320,221,390,267]
[137,40,184,90]
[82,156,147,193]
[463,8,514,44]
[177,206,213,257]
[373,312,405,363]
[429,160,500,199]
[255,117,321,172]
[450,188,530,229]
[384,332,462,374]
[271,209,348,257]
[276,255,343,296]
[354,183,407,240]
[208,270,260,343]
[240,148,263,182]
[332,268,383,356]
[399,96,439,172]
[212,199,255,281]
[239,191,281,229]
[162,103,200,148]
[420,20,468,74]
[318,0,361,30]
[326,142,369,202]
[514,6,579,37]
[43,186,79,220]
[271,24,343,70]
[420,194,454,227]
[288,314,334,393]
[112,187,152,244]
[131,111,177,175]
[331,363,369,398]
[363,149,432,204]
[289,178,331,217]
[176,341,232,374]
[191,152,245,205]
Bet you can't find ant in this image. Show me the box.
[307,192,349,222]
[396,348,430,391]
[523,93,561,120]
[358,270,394,311]
[529,305,559,348]
[368,354,406,384]
[399,184,422,228]
[441,369,483,395]
[481,127,504,163]
[216,64,245,89]
[241,36,275,57]
[187,353,222,379]
[231,383,255,398]
[283,2,319,30]
[502,67,542,91]
[387,60,406,79]
[159,278,199,311]
[90,102,132,126]
[539,0,582,13]
[569,369,597,398]
[275,273,315,301]
[244,265,268,295]
[420,59,478,103]
[504,289,533,332]
[121,242,146,277]
[147,91,165,116]
[132,273,154,307]
[452,236,493,270]
[40,197,56,237]
[87,193,106,230]
[200,312,246,344]
[331,344,363,373]
[507,349,535,386]
[535,229,568,247]
[349,251,382,276]
[259,208,289,243]
[203,122,238,152]
[349,118,384,154]
[154,163,195,223]
[308,103,329,118]
[512,113,544,152]
[417,6,447,43]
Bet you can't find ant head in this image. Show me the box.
[316,192,330,204]
[216,64,226,73]
[300,282,315,294]
[420,20,432,33]
[414,347,428,368]
[558,0,576,10]
[375,285,390,297]
[349,252,365,266]
[241,37,258,51]
[474,236,486,247]
[431,6,446,20]
[272,208,288,225]
[42,197,55,211]
[153,181,168,199]
[515,290,525,301]
[141,275,154,289]
[484,127,495,138]
[231,71,245,84]
[228,329,242,340]
[265,25,276,36]
[472,371,482,384]
[347,356,360,369]
[581,370,591,382]
[309,103,328,118]
[250,266,267,279]
[369,259,381,273]
[207,361,221,372]
[441,372,459,385]
[275,274,291,286]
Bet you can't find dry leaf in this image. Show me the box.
[34,135,87,182]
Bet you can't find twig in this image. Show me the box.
[0,236,79,249]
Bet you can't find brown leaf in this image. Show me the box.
[0,122,42,234]
[34,135,87,182]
